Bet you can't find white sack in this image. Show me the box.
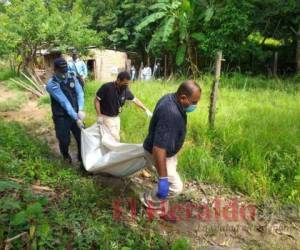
[81,123,146,176]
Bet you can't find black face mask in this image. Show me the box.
[119,85,127,91]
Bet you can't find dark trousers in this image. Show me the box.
[53,116,82,161]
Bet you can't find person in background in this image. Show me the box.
[141,66,146,80]
[130,65,136,81]
[46,58,85,165]
[68,49,88,88]
[153,62,161,79]
[144,65,152,80]
[111,65,118,76]
[94,71,152,142]
[140,80,201,219]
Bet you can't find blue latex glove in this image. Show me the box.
[156,178,169,199]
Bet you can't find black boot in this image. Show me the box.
[63,154,72,164]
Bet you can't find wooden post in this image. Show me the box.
[208,51,223,128]
[273,51,278,77]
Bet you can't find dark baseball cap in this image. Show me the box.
[71,49,78,55]
[54,58,68,73]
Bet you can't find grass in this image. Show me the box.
[0,120,191,249]
[81,75,300,205]
[0,94,27,112]
[4,72,300,205]
[1,71,300,248]
[0,68,17,82]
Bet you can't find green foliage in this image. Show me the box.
[136,0,194,67]
[136,12,166,31]
[176,45,187,66]
[83,77,300,206]
[0,0,101,68]
[171,238,192,250]
[0,119,170,249]
[1,0,300,74]
[0,68,17,81]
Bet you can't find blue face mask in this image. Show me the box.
[185,104,197,113]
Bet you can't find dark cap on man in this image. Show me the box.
[71,49,78,55]
[54,58,68,74]
[117,71,131,81]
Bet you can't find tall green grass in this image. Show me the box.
[83,76,300,205]
[0,68,17,81]
[0,120,180,249]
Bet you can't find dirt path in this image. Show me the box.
[0,82,299,250]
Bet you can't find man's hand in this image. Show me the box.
[132,98,152,116]
[145,109,153,117]
[97,116,104,124]
[76,119,85,129]
[156,177,169,199]
[78,111,86,121]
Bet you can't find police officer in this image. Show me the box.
[68,49,88,88]
[94,71,152,142]
[46,58,85,164]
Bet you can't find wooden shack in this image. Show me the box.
[36,48,129,82]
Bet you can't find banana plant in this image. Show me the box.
[136,0,215,76]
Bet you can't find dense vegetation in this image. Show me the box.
[0,119,193,249]
[0,0,300,75]
[1,0,300,248]
[83,77,300,205]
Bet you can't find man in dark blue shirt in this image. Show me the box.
[141,80,201,214]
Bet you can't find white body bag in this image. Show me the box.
[81,123,147,177]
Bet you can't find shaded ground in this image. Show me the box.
[0,82,299,250]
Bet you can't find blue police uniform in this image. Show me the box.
[46,73,84,162]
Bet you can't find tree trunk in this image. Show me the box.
[164,54,167,79]
[208,51,223,128]
[187,40,198,77]
[168,54,173,77]
[273,51,278,77]
[296,23,300,73]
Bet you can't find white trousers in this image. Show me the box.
[140,151,184,210]
[101,115,121,142]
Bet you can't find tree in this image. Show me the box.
[0,0,101,71]
[135,0,226,76]
[251,0,300,73]
[1,0,300,75]
[136,0,195,75]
